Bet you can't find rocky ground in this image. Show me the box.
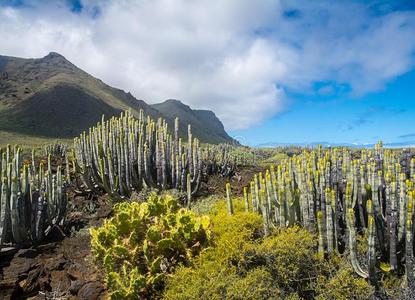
[0,166,260,299]
[200,166,265,197]
[0,191,112,300]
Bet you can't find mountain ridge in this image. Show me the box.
[0,52,235,144]
[256,141,415,148]
[151,99,233,144]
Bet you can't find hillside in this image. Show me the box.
[0,52,234,144]
[151,99,235,144]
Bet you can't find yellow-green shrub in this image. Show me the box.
[208,199,263,262]
[164,199,374,300]
[164,199,273,299]
[315,266,374,300]
[243,226,321,297]
[90,193,211,299]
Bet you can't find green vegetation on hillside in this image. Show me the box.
[0,53,235,144]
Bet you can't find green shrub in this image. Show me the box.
[164,199,374,300]
[90,193,211,299]
[242,226,321,297]
[208,199,263,262]
[226,267,281,300]
[381,274,405,299]
[315,266,374,300]
[190,195,221,215]
[164,199,272,299]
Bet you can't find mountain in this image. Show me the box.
[0,52,234,144]
[151,99,234,144]
[256,141,415,149]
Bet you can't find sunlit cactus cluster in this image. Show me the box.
[44,142,68,158]
[0,145,67,248]
[73,110,203,202]
[203,144,253,177]
[228,142,415,287]
[72,110,249,204]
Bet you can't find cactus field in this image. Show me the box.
[1,110,414,299]
[2,1,415,298]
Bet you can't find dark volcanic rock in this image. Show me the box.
[78,281,106,300]
[0,192,110,299]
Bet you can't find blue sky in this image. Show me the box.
[231,68,415,145]
[1,0,415,146]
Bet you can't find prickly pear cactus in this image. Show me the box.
[90,193,211,299]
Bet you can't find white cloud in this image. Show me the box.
[0,0,414,130]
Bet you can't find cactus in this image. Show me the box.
[187,173,192,208]
[260,189,270,236]
[317,210,324,257]
[367,202,378,287]
[347,208,368,278]
[243,186,249,212]
[226,182,233,215]
[233,143,415,286]
[0,145,67,248]
[90,193,210,298]
[72,110,245,200]
[325,188,334,253]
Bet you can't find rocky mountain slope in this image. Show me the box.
[0,52,234,144]
[152,99,233,144]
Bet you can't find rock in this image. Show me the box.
[50,270,71,294]
[69,279,84,295]
[17,248,39,259]
[95,202,112,219]
[27,294,46,300]
[67,263,85,281]
[43,226,66,243]
[19,264,49,295]
[0,279,21,300]
[45,254,66,271]
[0,246,19,257]
[78,281,106,300]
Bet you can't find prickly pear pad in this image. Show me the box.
[90,192,211,299]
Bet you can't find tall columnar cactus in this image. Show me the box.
[73,110,244,200]
[317,210,324,257]
[0,145,67,248]
[406,191,414,289]
[226,182,233,216]
[227,143,415,287]
[259,188,270,236]
[367,200,378,287]
[243,187,249,212]
[187,173,192,208]
[325,188,334,253]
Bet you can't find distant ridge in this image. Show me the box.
[256,141,415,148]
[152,99,234,144]
[0,52,235,144]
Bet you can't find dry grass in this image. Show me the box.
[0,130,72,148]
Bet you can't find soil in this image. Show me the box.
[0,190,112,300]
[199,165,266,198]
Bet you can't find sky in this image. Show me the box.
[0,0,414,146]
